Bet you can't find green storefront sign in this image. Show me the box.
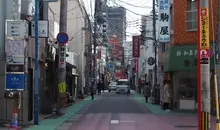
[164,44,214,72]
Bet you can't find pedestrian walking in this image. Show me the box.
[101,81,105,92]
[163,80,171,111]
[144,82,150,103]
[160,80,166,108]
[97,81,101,95]
[91,82,95,100]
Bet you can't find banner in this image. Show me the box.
[132,35,140,58]
[158,0,170,42]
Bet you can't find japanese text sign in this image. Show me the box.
[59,45,66,69]
[132,35,140,57]
[176,49,197,57]
[200,8,209,49]
[158,0,170,42]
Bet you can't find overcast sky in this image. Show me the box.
[83,0,153,41]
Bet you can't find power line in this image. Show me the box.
[117,0,152,8]
[110,0,147,16]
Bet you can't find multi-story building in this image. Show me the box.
[163,0,218,110]
[49,0,89,96]
[107,6,126,45]
[0,0,52,125]
[141,15,159,83]
[123,41,132,68]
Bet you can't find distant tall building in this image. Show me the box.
[107,6,126,45]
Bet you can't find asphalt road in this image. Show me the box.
[56,91,213,130]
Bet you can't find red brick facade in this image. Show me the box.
[171,0,218,45]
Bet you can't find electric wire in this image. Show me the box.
[117,0,152,8]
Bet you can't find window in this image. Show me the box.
[117,81,128,85]
[186,0,197,31]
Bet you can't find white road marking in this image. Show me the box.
[110,120,135,124]
[111,120,119,124]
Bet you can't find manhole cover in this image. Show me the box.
[175,125,197,128]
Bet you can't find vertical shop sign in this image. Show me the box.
[132,36,140,58]
[200,8,209,49]
[199,8,210,64]
[158,0,170,42]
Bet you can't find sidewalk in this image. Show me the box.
[132,91,196,115]
[22,96,94,130]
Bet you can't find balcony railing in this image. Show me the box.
[185,10,197,31]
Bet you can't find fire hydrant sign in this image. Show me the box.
[200,8,209,49]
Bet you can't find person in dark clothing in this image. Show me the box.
[144,82,150,103]
[97,81,101,95]
[101,81,105,92]
[91,82,95,100]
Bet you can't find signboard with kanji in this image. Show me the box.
[158,0,170,42]
[132,35,140,58]
[200,8,209,49]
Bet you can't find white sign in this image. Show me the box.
[5,40,24,55]
[158,0,170,42]
[66,52,77,66]
[31,20,49,38]
[6,20,28,37]
[6,55,24,65]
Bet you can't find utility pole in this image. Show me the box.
[88,17,93,88]
[152,0,157,90]
[213,0,220,128]
[93,19,97,86]
[57,0,68,114]
[198,0,211,129]
[34,0,39,125]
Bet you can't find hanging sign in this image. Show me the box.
[158,0,170,42]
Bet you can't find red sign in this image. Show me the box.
[109,36,123,59]
[201,8,207,16]
[114,68,126,79]
[200,49,209,59]
[132,36,140,57]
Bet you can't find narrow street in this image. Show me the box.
[29,91,213,130]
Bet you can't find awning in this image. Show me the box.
[164,44,214,72]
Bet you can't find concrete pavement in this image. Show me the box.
[16,90,217,130]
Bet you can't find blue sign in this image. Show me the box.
[108,63,113,69]
[56,32,69,44]
[6,73,24,90]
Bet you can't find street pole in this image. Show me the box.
[198,0,211,129]
[215,0,220,128]
[88,17,93,86]
[93,19,97,86]
[34,0,39,125]
[57,0,68,114]
[213,0,220,128]
[152,0,157,92]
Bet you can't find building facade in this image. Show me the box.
[163,0,218,110]
[141,15,159,84]
[49,0,89,95]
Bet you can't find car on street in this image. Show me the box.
[108,81,117,92]
[116,79,130,94]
